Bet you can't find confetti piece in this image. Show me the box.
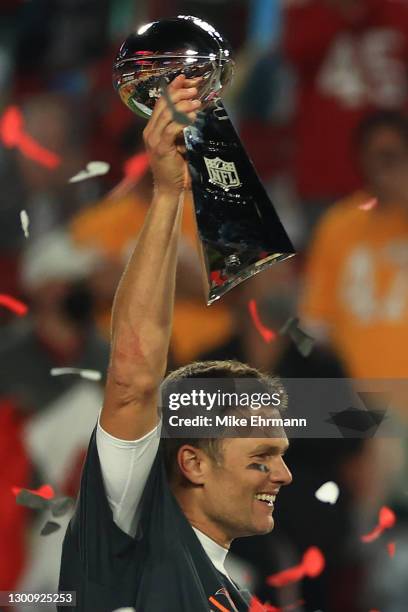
[266,546,325,587]
[40,520,61,536]
[208,597,231,612]
[20,209,30,238]
[124,151,150,180]
[106,151,149,199]
[0,294,28,316]
[106,151,150,200]
[69,161,110,183]
[249,597,304,612]
[159,77,194,126]
[248,299,277,343]
[249,596,280,611]
[361,526,383,543]
[302,547,325,577]
[50,367,102,381]
[210,270,226,287]
[387,542,396,558]
[279,317,314,357]
[0,105,61,168]
[361,506,396,543]
[51,496,74,518]
[18,131,61,168]
[0,105,23,147]
[327,407,386,438]
[315,481,340,505]
[359,198,378,211]
[12,484,55,499]
[249,598,268,612]
[15,490,50,511]
[379,506,396,529]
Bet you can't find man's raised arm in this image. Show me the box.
[101,75,202,440]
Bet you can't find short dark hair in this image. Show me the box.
[354,110,408,151]
[161,360,284,480]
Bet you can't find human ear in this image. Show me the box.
[177,445,209,485]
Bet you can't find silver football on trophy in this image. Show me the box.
[112,15,235,119]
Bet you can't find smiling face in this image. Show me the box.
[202,436,292,540]
[174,427,292,546]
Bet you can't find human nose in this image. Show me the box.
[271,456,292,486]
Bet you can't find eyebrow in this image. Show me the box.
[249,442,290,455]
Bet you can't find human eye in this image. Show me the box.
[247,461,270,473]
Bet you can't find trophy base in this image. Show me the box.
[204,251,296,305]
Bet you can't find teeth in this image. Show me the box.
[254,493,276,506]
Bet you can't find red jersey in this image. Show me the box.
[283,0,408,199]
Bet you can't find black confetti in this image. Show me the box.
[51,496,74,517]
[280,317,315,357]
[16,490,51,511]
[326,407,387,438]
[40,520,61,536]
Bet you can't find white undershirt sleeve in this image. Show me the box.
[96,416,161,537]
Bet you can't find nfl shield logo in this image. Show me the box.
[204,156,242,191]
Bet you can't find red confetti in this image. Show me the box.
[387,541,396,558]
[302,547,325,577]
[0,105,61,168]
[379,506,396,529]
[267,547,325,588]
[210,270,226,287]
[12,484,55,500]
[248,299,277,343]
[0,105,23,147]
[358,198,378,211]
[266,564,303,588]
[249,597,279,612]
[124,151,150,180]
[0,294,28,316]
[249,597,304,612]
[18,132,60,168]
[361,506,396,543]
[361,526,383,543]
[107,151,150,199]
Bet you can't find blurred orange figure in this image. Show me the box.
[301,111,408,379]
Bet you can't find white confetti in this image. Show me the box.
[315,481,340,505]
[20,209,30,238]
[50,367,102,381]
[69,161,110,183]
[358,197,378,211]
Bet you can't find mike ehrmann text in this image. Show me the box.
[167,415,307,428]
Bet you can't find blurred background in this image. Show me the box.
[1,0,408,610]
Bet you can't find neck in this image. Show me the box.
[172,484,232,549]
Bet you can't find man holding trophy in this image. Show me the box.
[59,17,293,612]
